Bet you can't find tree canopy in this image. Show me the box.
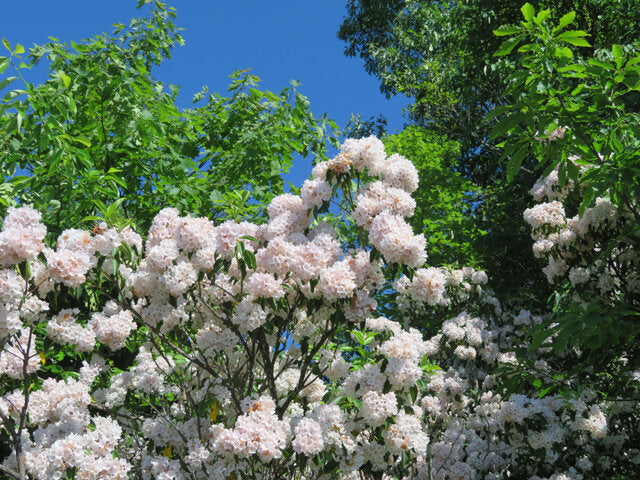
[0,2,338,235]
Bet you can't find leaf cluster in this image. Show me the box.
[491,4,640,401]
[0,2,339,235]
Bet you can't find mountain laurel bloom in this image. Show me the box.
[0,206,46,265]
[382,153,420,193]
[292,418,324,455]
[369,212,426,268]
[0,328,40,379]
[88,302,137,350]
[385,412,429,454]
[361,391,398,427]
[245,272,285,299]
[318,261,357,301]
[45,246,94,288]
[301,179,332,208]
[407,267,447,305]
[523,201,566,229]
[340,135,386,174]
[0,136,634,480]
[212,396,290,461]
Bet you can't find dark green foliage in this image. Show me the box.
[492,5,640,381]
[339,0,640,147]
[338,0,640,305]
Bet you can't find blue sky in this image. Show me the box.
[1,1,408,186]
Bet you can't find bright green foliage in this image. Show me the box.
[0,1,338,235]
[382,126,483,267]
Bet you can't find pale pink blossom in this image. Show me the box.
[369,212,426,268]
[318,261,357,301]
[292,418,324,455]
[382,153,419,193]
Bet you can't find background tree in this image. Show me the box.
[491,4,640,402]
[381,126,483,267]
[338,0,640,304]
[0,1,338,236]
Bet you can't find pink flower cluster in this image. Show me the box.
[212,396,290,461]
[1,137,636,480]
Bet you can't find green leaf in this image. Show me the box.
[562,37,591,48]
[2,87,25,99]
[0,76,16,92]
[60,72,71,88]
[506,146,527,182]
[588,59,614,70]
[554,47,573,59]
[100,198,126,224]
[71,135,92,147]
[557,31,591,48]
[571,83,585,95]
[612,44,623,59]
[239,235,258,243]
[493,25,522,36]
[521,3,535,22]
[491,112,527,138]
[534,9,550,25]
[626,56,640,67]
[557,30,589,38]
[242,248,257,271]
[485,104,511,121]
[623,68,640,90]
[2,38,11,52]
[566,159,580,182]
[13,43,25,55]
[612,44,624,69]
[555,11,576,32]
[494,35,524,57]
[409,385,418,403]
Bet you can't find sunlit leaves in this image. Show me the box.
[0,3,338,233]
[520,3,535,23]
[554,11,575,32]
[494,35,525,56]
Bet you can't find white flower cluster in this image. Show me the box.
[292,417,324,455]
[1,137,636,480]
[361,391,398,427]
[525,164,639,302]
[2,377,131,480]
[212,396,290,461]
[0,328,40,379]
[0,206,46,265]
[47,308,96,352]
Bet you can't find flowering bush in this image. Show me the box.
[489,2,640,416]
[1,136,638,480]
[524,161,639,306]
